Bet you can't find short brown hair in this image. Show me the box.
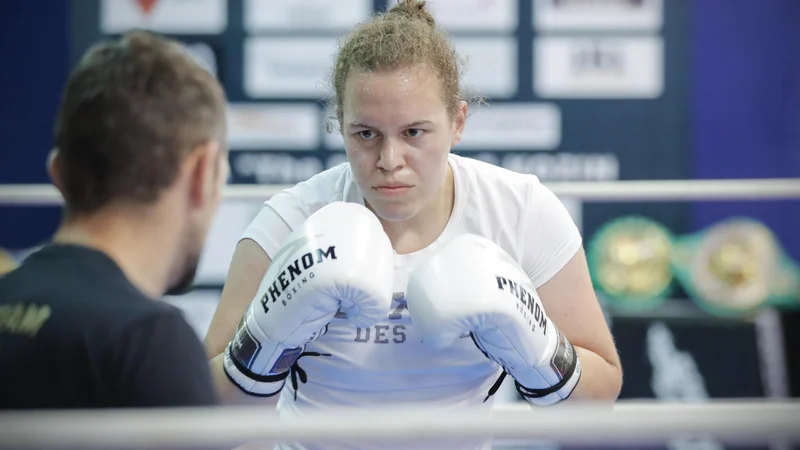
[54,30,227,214]
[328,0,475,131]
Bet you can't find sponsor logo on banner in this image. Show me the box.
[455,37,518,99]
[534,0,663,31]
[227,103,321,150]
[467,152,619,182]
[389,0,517,32]
[100,0,227,34]
[244,37,338,99]
[647,322,724,450]
[245,0,372,32]
[458,103,560,151]
[231,152,350,184]
[534,36,663,98]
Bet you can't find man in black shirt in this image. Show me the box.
[0,30,229,409]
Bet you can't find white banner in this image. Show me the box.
[244,37,338,98]
[456,37,519,99]
[245,0,372,32]
[534,36,664,99]
[534,0,663,31]
[390,0,518,32]
[227,103,321,150]
[231,153,328,184]
[468,152,620,182]
[324,126,345,151]
[100,0,227,34]
[193,201,264,285]
[458,103,561,151]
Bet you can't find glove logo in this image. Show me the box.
[549,326,575,380]
[269,347,304,374]
[260,242,338,314]
[495,275,547,336]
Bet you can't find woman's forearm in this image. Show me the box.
[565,346,623,402]
[210,354,282,407]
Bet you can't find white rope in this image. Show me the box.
[1,178,799,206]
[0,401,798,449]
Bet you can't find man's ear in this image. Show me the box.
[186,141,220,208]
[47,148,64,194]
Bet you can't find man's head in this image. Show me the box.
[50,30,228,295]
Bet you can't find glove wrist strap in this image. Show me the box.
[223,343,297,397]
[511,324,583,406]
[516,355,582,406]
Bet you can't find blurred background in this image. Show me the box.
[1,0,799,436]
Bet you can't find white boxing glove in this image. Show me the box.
[224,202,395,397]
[406,234,581,406]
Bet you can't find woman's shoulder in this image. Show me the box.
[242,163,358,254]
[270,162,355,211]
[451,154,540,213]
[451,153,540,192]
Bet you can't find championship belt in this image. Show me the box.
[587,216,675,311]
[768,245,800,309]
[671,217,798,317]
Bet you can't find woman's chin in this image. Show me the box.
[365,198,420,223]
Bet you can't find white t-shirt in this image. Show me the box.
[240,154,582,450]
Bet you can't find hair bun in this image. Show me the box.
[387,0,436,28]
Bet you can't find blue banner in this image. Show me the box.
[690,0,800,262]
[0,2,69,248]
[1,0,798,264]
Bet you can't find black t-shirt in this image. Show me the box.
[0,244,218,409]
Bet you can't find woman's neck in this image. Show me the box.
[380,165,455,255]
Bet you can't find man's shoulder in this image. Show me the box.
[0,245,168,334]
[0,247,213,409]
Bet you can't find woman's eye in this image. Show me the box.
[406,128,424,138]
[357,130,376,140]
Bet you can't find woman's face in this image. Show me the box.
[341,65,466,222]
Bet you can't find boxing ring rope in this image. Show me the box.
[1,400,799,449]
[2,179,800,448]
[1,178,800,205]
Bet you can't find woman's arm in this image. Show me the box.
[204,238,280,406]
[536,246,622,402]
[204,239,272,357]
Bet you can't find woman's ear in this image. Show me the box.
[451,101,468,148]
[334,105,343,133]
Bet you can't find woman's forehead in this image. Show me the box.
[343,67,447,118]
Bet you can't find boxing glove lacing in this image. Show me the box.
[286,325,332,400]
[469,332,579,403]
[469,332,502,402]
[287,351,331,401]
